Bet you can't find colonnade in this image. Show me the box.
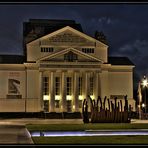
[39,70,100,112]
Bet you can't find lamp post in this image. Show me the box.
[142,76,148,113]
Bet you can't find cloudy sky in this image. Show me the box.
[0,3,147,87]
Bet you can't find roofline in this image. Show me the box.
[27,26,108,47]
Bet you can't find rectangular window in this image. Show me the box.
[90,77,94,96]
[55,77,60,95]
[43,77,49,95]
[78,77,82,95]
[67,77,72,95]
[41,47,44,52]
[82,48,94,53]
[46,48,48,52]
[41,47,54,52]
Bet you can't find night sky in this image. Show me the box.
[0,3,147,89]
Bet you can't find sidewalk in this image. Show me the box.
[0,118,83,125]
[131,119,148,123]
[0,125,33,144]
[0,118,147,125]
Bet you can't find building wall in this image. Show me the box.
[26,70,40,99]
[0,69,26,112]
[27,41,41,62]
[95,42,108,63]
[99,70,109,99]
[108,69,133,99]
[0,67,41,112]
[108,66,136,111]
[0,70,26,99]
[0,99,25,112]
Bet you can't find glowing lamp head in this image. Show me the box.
[142,76,148,87]
[142,103,145,108]
[143,80,148,86]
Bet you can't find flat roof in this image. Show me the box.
[108,57,134,66]
[0,55,25,64]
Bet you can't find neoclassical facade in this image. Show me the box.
[0,19,135,113]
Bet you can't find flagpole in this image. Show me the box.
[138,81,142,120]
[139,99,141,120]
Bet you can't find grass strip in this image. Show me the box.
[32,135,148,144]
[26,123,148,131]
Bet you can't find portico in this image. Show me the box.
[40,67,101,113]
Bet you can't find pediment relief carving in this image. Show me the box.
[41,30,95,46]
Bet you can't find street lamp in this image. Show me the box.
[142,76,148,113]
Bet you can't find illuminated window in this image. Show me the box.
[67,77,72,95]
[43,77,49,95]
[64,51,78,62]
[55,77,60,95]
[90,77,94,96]
[78,77,82,95]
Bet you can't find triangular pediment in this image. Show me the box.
[37,48,103,63]
[27,26,108,47]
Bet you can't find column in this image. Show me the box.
[61,71,67,112]
[49,71,55,112]
[39,71,43,111]
[73,71,79,112]
[83,71,90,102]
[94,71,99,101]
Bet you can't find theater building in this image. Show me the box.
[0,19,135,113]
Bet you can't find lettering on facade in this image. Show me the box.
[7,72,22,99]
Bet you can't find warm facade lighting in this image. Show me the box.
[43,95,49,100]
[55,95,60,100]
[72,105,75,110]
[78,95,83,100]
[90,95,95,100]
[142,103,145,108]
[66,95,72,100]
[142,76,148,87]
